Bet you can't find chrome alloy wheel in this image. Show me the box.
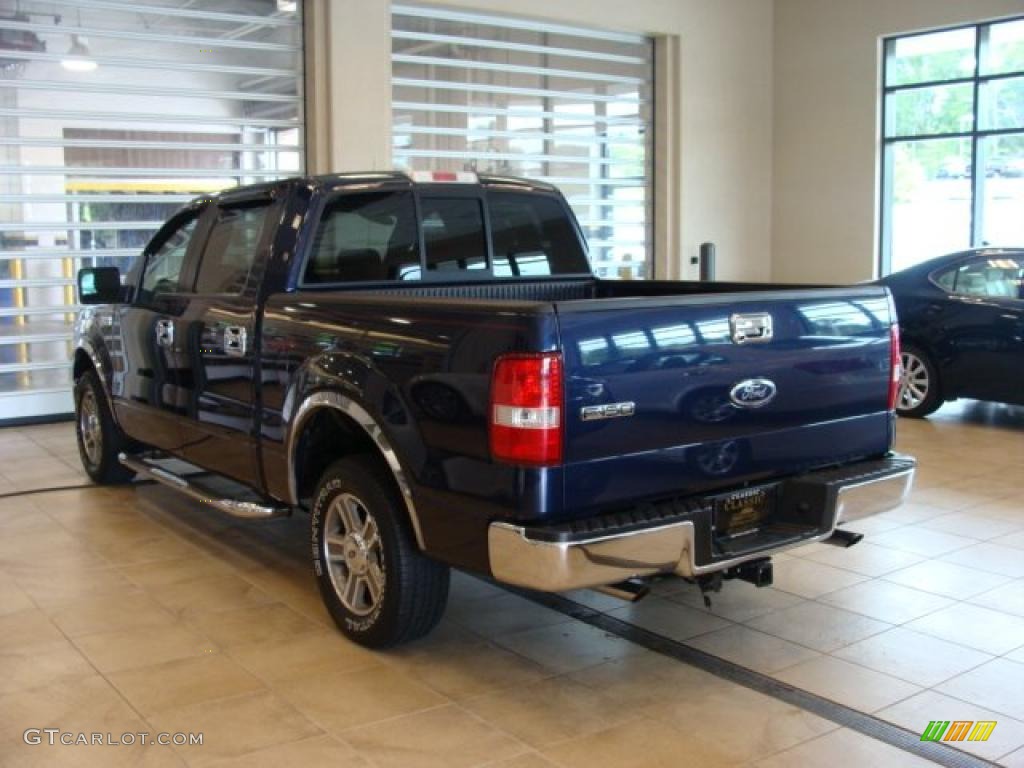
[898,351,929,411]
[322,492,385,616]
[78,389,102,466]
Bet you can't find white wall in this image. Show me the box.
[311,0,775,281]
[772,0,1024,284]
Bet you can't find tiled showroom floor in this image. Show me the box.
[1,401,1022,767]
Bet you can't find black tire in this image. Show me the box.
[74,370,137,484]
[311,455,449,648]
[897,344,943,418]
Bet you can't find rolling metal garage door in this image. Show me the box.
[0,0,303,421]
[390,4,653,281]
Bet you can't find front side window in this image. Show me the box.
[488,191,590,277]
[943,256,1024,298]
[194,203,274,294]
[881,18,1024,274]
[305,191,420,283]
[138,214,199,302]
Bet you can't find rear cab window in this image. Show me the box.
[302,184,590,285]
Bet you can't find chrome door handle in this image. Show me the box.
[223,325,247,357]
[155,318,174,347]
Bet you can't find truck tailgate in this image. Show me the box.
[556,288,895,515]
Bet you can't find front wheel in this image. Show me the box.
[897,345,942,418]
[74,370,137,484]
[311,456,449,648]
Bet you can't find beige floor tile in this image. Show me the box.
[150,689,323,766]
[483,753,561,768]
[0,577,34,617]
[667,581,804,623]
[832,626,992,687]
[878,689,1024,763]
[276,664,447,733]
[116,555,236,588]
[936,657,1024,720]
[560,588,629,612]
[386,636,550,700]
[228,628,382,684]
[974,580,1024,618]
[801,541,925,577]
[995,529,1024,549]
[905,603,1024,655]
[449,570,506,601]
[491,620,643,675]
[184,602,321,649]
[606,596,732,641]
[882,559,1012,599]
[107,653,265,717]
[774,655,921,712]
[345,704,526,768]
[750,726,937,767]
[871,525,976,557]
[73,623,220,674]
[541,718,737,768]
[203,735,369,768]
[642,682,836,764]
[13,564,137,604]
[745,601,890,652]
[41,589,177,638]
[0,638,95,695]
[684,624,822,674]
[0,607,66,652]
[147,574,276,618]
[835,514,907,536]
[447,592,571,639]
[817,579,954,624]
[921,511,1024,540]
[462,675,634,749]
[0,674,141,744]
[566,649,720,709]
[770,558,868,599]
[939,542,1024,578]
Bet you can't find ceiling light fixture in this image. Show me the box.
[61,34,97,71]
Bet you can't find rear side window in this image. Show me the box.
[487,191,589,277]
[421,197,487,274]
[306,191,420,283]
[945,256,1024,299]
[194,202,273,294]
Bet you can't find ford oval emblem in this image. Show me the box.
[729,378,777,408]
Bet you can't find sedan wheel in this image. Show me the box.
[899,351,930,411]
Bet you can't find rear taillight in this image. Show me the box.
[490,353,563,466]
[888,324,901,411]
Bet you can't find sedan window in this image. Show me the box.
[948,257,1024,299]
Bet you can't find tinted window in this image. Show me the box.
[950,256,1023,299]
[194,202,273,294]
[306,191,419,283]
[139,214,198,301]
[932,266,957,291]
[488,191,589,277]
[421,197,487,274]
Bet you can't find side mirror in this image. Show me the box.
[78,267,123,304]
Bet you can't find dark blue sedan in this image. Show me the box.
[878,248,1024,417]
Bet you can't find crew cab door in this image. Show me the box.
[114,206,206,451]
[174,194,280,487]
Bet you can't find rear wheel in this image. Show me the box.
[897,345,942,418]
[311,455,449,648]
[74,370,136,483]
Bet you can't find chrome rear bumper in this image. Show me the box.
[488,454,915,593]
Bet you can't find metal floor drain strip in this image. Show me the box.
[499,585,1000,768]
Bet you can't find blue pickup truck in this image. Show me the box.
[74,171,915,647]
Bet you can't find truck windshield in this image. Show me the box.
[303,187,590,284]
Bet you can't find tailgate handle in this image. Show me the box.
[730,313,773,344]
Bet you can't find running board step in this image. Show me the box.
[119,452,291,520]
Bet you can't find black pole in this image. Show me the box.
[699,242,716,281]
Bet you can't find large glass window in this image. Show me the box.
[881,17,1024,274]
[390,4,654,280]
[0,0,303,420]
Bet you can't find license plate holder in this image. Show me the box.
[714,487,774,536]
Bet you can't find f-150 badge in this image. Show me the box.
[580,402,636,421]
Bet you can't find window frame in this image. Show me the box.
[189,197,279,298]
[879,15,1024,276]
